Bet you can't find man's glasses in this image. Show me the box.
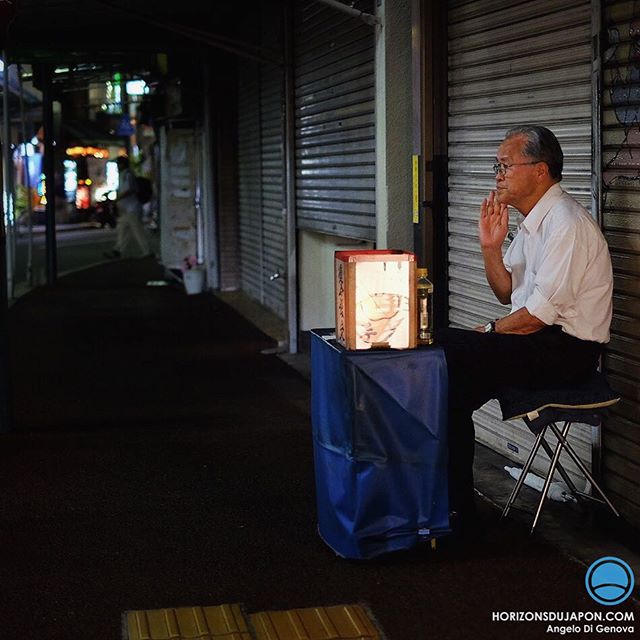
[492,161,540,176]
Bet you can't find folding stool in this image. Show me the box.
[497,372,621,534]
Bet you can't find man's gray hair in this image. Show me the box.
[505,125,563,181]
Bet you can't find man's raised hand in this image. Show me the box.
[479,191,509,250]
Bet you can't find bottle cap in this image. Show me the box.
[417,267,428,277]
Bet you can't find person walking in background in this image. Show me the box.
[104,156,151,259]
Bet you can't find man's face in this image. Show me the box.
[494,134,539,211]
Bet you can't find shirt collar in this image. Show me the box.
[521,183,564,235]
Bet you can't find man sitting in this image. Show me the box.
[438,125,613,528]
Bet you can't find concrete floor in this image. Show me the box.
[219,289,640,581]
[4,264,639,640]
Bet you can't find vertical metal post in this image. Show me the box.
[194,127,204,264]
[17,64,34,286]
[201,51,220,290]
[411,0,425,267]
[41,64,57,285]
[2,51,14,299]
[0,55,12,432]
[284,1,298,354]
[418,0,448,332]
[0,164,11,432]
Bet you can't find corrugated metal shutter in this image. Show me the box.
[447,0,594,486]
[260,13,287,319]
[237,61,263,304]
[294,0,376,241]
[235,15,287,320]
[217,69,240,293]
[601,0,640,529]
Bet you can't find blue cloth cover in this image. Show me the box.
[310,329,449,559]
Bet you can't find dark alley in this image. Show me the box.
[1,260,638,639]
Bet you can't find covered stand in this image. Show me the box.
[310,329,449,559]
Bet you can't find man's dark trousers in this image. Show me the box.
[437,325,602,518]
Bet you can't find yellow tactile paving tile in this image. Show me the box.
[124,603,252,640]
[250,604,382,640]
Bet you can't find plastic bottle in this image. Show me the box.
[416,267,434,345]
[504,466,577,503]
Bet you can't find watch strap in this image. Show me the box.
[484,319,497,333]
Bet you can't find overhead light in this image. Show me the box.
[126,80,147,96]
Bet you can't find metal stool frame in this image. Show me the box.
[502,418,620,534]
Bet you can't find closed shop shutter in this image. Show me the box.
[447,0,594,486]
[236,14,287,320]
[217,76,240,293]
[601,0,640,528]
[294,0,376,241]
[260,16,287,319]
[237,62,263,303]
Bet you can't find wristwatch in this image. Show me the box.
[483,320,497,333]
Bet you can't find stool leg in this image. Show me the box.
[503,426,547,518]
[531,421,570,534]
[548,422,620,517]
[539,437,585,505]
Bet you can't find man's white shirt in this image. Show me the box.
[503,183,613,343]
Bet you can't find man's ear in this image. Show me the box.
[536,162,549,180]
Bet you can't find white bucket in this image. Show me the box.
[183,269,205,295]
